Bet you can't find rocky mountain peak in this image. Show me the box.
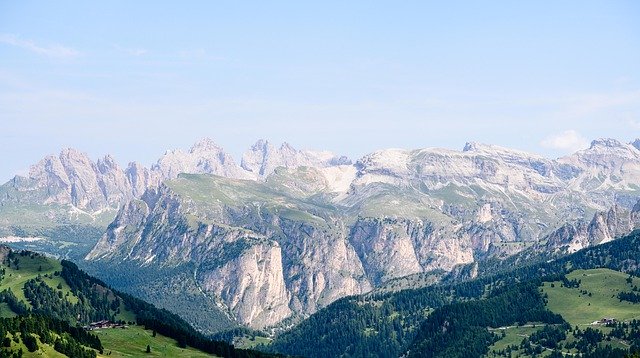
[153,139,247,180]
[462,141,539,159]
[189,137,222,153]
[280,142,296,152]
[462,142,479,152]
[96,154,120,172]
[630,138,640,151]
[249,139,271,151]
[589,138,625,150]
[59,147,93,166]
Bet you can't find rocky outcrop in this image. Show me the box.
[87,178,374,328]
[198,241,291,328]
[558,138,640,206]
[544,202,640,253]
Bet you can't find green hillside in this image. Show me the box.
[95,326,214,358]
[543,268,640,326]
[0,247,276,357]
[487,268,640,357]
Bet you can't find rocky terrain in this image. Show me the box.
[0,139,343,230]
[3,137,640,330]
[79,138,640,330]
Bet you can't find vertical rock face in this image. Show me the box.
[96,155,133,207]
[86,177,376,328]
[274,216,371,313]
[27,154,72,204]
[199,242,291,328]
[125,162,158,198]
[58,149,106,210]
[350,218,425,285]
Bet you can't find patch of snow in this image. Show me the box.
[356,173,401,186]
[144,254,156,264]
[320,165,357,193]
[365,149,410,173]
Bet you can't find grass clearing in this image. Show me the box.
[542,268,640,326]
[234,335,272,350]
[94,325,216,357]
[488,324,544,353]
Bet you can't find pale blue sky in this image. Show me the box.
[1,1,639,181]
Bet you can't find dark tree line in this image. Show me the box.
[619,291,640,303]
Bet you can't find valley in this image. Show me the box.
[1,138,640,356]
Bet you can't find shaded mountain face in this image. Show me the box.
[5,137,640,330]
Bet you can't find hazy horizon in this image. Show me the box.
[2,1,639,181]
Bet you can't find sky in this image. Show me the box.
[1,1,639,181]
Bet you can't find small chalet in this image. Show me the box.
[83,320,128,330]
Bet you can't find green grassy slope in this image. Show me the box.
[485,268,640,357]
[542,268,640,326]
[488,325,545,354]
[6,332,68,358]
[94,325,217,357]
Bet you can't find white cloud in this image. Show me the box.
[540,130,589,153]
[0,33,80,58]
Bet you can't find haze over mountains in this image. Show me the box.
[2,137,640,331]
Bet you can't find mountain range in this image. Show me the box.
[2,137,640,332]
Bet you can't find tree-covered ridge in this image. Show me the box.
[406,282,565,358]
[60,259,280,358]
[0,314,101,358]
[0,247,279,358]
[268,230,640,357]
